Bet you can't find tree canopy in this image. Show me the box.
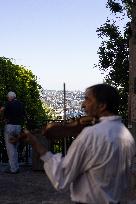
[0,56,55,128]
[95,0,131,123]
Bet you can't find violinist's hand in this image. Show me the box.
[21,129,47,156]
[9,136,19,144]
[20,129,34,143]
[42,122,61,138]
[46,122,60,130]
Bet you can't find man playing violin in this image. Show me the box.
[22,83,135,204]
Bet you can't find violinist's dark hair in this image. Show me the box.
[87,83,120,114]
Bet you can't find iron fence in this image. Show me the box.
[0,119,75,164]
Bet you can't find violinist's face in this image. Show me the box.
[82,89,103,118]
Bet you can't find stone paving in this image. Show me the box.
[0,164,73,204]
[0,163,136,204]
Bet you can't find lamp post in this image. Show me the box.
[63,82,67,155]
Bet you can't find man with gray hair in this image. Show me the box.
[1,91,26,173]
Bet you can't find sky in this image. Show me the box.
[1,0,113,91]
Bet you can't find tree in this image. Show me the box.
[95,0,132,123]
[0,56,55,128]
[128,0,136,138]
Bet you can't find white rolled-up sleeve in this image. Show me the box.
[40,127,94,191]
[41,151,64,190]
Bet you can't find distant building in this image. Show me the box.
[42,89,85,119]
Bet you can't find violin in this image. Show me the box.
[42,116,99,140]
[9,116,99,145]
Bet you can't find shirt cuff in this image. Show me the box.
[40,151,53,162]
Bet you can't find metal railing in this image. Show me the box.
[0,119,76,164]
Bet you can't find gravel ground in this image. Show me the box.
[0,163,136,204]
[0,164,73,204]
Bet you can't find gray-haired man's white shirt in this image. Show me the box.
[41,116,136,204]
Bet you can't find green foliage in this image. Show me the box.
[107,0,132,17]
[0,56,54,128]
[107,0,123,13]
[95,0,131,123]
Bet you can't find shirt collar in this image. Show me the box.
[99,115,122,122]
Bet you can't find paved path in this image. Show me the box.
[0,164,73,204]
[0,164,136,204]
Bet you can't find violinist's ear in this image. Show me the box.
[98,103,107,113]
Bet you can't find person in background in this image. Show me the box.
[0,91,26,173]
[22,84,135,204]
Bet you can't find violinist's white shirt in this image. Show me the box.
[41,116,136,204]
